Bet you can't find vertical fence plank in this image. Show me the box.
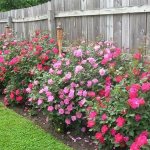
[106,0,113,41]
[113,0,122,47]
[99,0,107,40]
[81,0,88,41]
[48,1,56,37]
[147,0,150,55]
[86,0,94,41]
[93,0,100,41]
[129,0,147,51]
[122,0,130,52]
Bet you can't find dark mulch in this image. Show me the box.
[0,95,96,150]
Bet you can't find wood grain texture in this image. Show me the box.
[129,0,147,51]
[106,0,113,41]
[113,0,122,47]
[122,0,130,53]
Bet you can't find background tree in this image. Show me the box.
[0,0,49,11]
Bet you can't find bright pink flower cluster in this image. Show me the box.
[130,131,149,150]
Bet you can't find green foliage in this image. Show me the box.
[0,0,49,11]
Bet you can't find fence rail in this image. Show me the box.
[0,0,150,54]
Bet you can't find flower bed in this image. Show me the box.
[0,32,150,150]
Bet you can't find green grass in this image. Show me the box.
[0,103,72,150]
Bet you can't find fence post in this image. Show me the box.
[8,16,13,28]
[5,16,13,39]
[57,23,63,56]
[47,0,56,38]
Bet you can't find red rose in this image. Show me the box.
[16,96,23,102]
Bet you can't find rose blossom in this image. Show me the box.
[79,98,86,107]
[101,113,108,121]
[82,90,87,97]
[63,87,69,94]
[141,82,150,92]
[75,65,84,74]
[87,120,95,128]
[47,106,54,112]
[99,68,106,76]
[26,88,31,93]
[48,79,54,85]
[48,95,54,102]
[73,49,83,57]
[116,116,126,127]
[76,112,82,119]
[92,78,99,84]
[114,133,124,143]
[87,80,92,87]
[101,125,109,134]
[64,99,70,105]
[89,111,97,119]
[37,99,43,105]
[68,89,75,99]
[110,128,117,136]
[95,132,105,144]
[58,108,64,115]
[135,114,141,122]
[71,116,76,121]
[65,118,71,125]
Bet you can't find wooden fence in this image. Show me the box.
[0,0,150,54]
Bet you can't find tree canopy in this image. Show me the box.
[0,0,49,11]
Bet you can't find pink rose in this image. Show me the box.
[58,108,64,115]
[116,117,126,127]
[26,88,31,93]
[71,116,76,121]
[110,128,116,136]
[0,56,4,63]
[76,112,82,119]
[101,125,109,134]
[48,95,54,102]
[141,82,150,92]
[37,99,43,105]
[48,79,54,85]
[75,65,84,74]
[89,111,97,119]
[114,133,124,143]
[65,118,71,125]
[73,49,83,57]
[87,120,95,128]
[87,80,92,87]
[78,98,86,107]
[47,106,54,112]
[101,113,107,121]
[99,68,106,76]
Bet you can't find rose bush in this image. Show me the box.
[87,53,150,149]
[0,32,149,149]
[0,32,58,104]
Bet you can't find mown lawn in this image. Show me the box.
[0,103,72,150]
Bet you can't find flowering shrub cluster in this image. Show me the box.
[0,32,149,149]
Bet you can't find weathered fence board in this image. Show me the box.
[0,0,150,54]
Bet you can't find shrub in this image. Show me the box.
[0,32,149,149]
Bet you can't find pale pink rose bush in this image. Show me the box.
[0,32,150,149]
